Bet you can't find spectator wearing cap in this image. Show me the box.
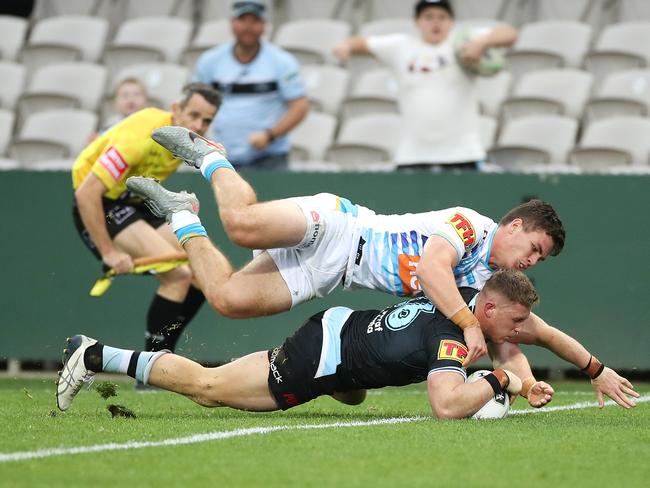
[334,0,517,171]
[193,0,309,169]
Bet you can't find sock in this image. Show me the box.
[162,286,206,351]
[146,294,185,352]
[84,343,167,384]
[201,151,234,181]
[171,210,207,245]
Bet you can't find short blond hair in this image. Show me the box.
[482,270,539,309]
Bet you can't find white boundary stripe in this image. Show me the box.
[2,395,648,464]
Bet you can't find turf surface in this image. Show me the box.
[1,377,648,487]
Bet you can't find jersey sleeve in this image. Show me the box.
[276,50,306,101]
[366,34,409,71]
[427,333,468,380]
[432,207,487,261]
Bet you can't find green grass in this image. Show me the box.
[1,377,649,488]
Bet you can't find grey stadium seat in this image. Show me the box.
[585,69,650,122]
[104,17,192,74]
[503,69,593,120]
[0,61,26,110]
[570,116,650,169]
[274,19,351,65]
[10,109,98,165]
[341,68,398,122]
[0,15,28,62]
[0,109,15,157]
[289,111,338,162]
[301,64,349,115]
[326,113,401,170]
[489,115,578,169]
[19,62,107,126]
[477,71,512,118]
[22,16,109,75]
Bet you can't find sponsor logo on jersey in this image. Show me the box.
[269,347,283,384]
[447,212,476,249]
[398,254,421,295]
[437,340,468,364]
[99,146,129,181]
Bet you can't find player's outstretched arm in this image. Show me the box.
[417,237,487,367]
[521,313,639,409]
[488,342,554,408]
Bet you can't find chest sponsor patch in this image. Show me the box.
[437,340,468,364]
[447,212,476,250]
[99,146,129,181]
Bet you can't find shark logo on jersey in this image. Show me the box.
[386,298,436,331]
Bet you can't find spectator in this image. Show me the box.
[334,0,518,171]
[102,78,150,131]
[193,0,309,169]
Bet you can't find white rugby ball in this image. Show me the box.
[466,370,510,419]
[453,28,505,77]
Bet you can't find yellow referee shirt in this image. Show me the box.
[72,108,181,200]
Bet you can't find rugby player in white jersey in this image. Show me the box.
[125,126,639,409]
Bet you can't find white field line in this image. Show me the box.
[2,394,649,464]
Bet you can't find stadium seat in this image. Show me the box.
[619,0,650,22]
[476,70,512,118]
[479,115,498,151]
[341,68,398,121]
[489,115,578,169]
[569,116,650,169]
[301,64,349,115]
[281,0,353,22]
[0,109,15,157]
[19,62,107,126]
[367,0,416,20]
[502,69,593,120]
[0,61,26,110]
[358,19,417,37]
[532,0,593,21]
[122,0,191,19]
[10,109,98,164]
[326,113,400,170]
[453,0,509,20]
[22,16,109,75]
[104,17,192,73]
[104,63,189,123]
[274,19,351,65]
[585,22,650,88]
[507,21,592,78]
[0,15,28,62]
[289,111,337,162]
[32,0,111,17]
[584,69,650,122]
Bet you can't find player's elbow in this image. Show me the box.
[220,208,259,249]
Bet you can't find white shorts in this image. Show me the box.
[258,193,358,308]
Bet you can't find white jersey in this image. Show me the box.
[344,206,497,296]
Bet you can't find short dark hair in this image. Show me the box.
[483,270,540,309]
[415,0,454,18]
[178,82,221,110]
[499,199,566,256]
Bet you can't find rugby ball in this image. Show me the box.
[453,28,505,77]
[466,370,510,419]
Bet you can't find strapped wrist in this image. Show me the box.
[582,355,605,380]
[520,377,537,398]
[450,306,480,330]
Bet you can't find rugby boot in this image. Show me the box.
[126,176,200,222]
[152,126,227,170]
[56,335,97,411]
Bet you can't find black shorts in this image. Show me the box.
[72,192,166,260]
[268,311,342,410]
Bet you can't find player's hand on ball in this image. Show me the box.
[527,381,554,408]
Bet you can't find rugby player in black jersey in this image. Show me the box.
[58,270,559,418]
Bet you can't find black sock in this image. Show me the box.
[84,343,104,372]
[163,286,207,351]
[145,294,185,352]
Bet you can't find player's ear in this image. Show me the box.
[483,301,496,318]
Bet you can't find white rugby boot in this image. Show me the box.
[152,126,227,170]
[56,335,97,411]
[126,176,200,222]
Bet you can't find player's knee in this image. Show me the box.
[159,264,193,287]
[332,389,367,406]
[192,374,226,407]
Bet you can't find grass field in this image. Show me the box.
[1,377,649,487]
